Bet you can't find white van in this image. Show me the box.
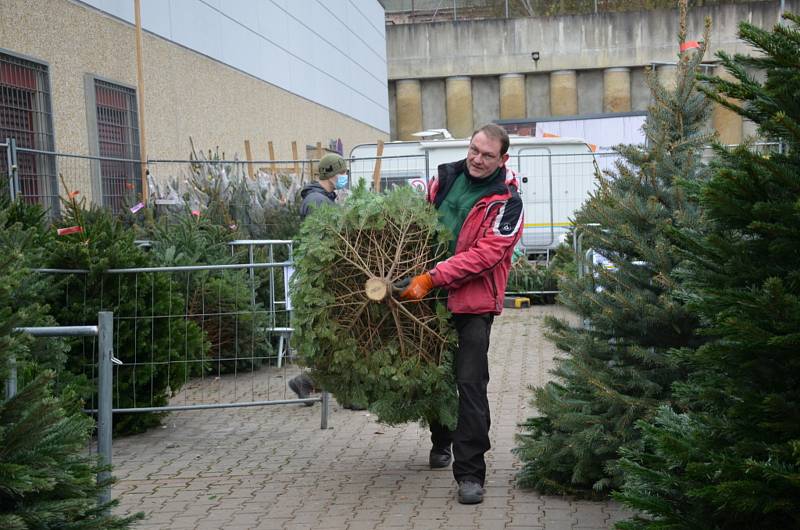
[349,136,600,260]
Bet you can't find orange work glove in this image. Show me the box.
[399,272,434,301]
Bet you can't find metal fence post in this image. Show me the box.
[4,354,17,400]
[96,311,113,507]
[5,137,18,202]
[320,391,330,429]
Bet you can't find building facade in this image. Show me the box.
[385,1,795,143]
[0,0,389,210]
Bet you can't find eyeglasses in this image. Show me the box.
[468,144,500,162]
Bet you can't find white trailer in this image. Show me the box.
[348,136,600,259]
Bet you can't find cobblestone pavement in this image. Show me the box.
[113,305,632,529]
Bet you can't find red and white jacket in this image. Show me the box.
[427,159,523,315]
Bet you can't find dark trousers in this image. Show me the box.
[430,313,494,486]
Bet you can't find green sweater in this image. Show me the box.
[438,170,497,255]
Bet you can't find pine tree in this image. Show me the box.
[0,373,143,529]
[291,183,459,427]
[514,2,711,497]
[146,215,273,373]
[46,200,208,435]
[0,202,141,528]
[615,12,800,528]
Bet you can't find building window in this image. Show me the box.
[0,52,57,209]
[93,79,140,212]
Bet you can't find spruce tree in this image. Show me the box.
[615,13,800,528]
[46,201,208,435]
[514,2,710,497]
[0,203,141,528]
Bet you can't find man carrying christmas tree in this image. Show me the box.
[398,123,523,504]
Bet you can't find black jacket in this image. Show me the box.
[299,182,336,219]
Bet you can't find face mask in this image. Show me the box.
[335,174,348,190]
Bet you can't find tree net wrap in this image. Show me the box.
[291,185,458,427]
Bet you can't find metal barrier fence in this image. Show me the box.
[348,153,430,191]
[38,242,330,429]
[2,138,142,216]
[384,0,755,21]
[9,312,115,506]
[512,150,620,255]
[146,157,312,238]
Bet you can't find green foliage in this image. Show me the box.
[615,13,800,528]
[481,0,760,18]
[291,184,458,427]
[505,253,559,302]
[146,215,273,373]
[514,11,711,497]
[148,143,303,241]
[0,201,61,383]
[0,373,143,529]
[45,201,208,435]
[0,198,140,528]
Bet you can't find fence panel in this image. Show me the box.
[347,153,429,192]
[147,157,313,236]
[9,313,114,506]
[2,143,142,216]
[1,139,8,199]
[38,244,329,428]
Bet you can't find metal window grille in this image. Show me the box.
[94,79,140,212]
[0,52,57,209]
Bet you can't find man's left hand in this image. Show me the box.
[397,272,434,301]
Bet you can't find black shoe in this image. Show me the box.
[457,481,484,504]
[429,447,452,468]
[343,403,366,411]
[288,374,315,407]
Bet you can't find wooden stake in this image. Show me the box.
[291,140,300,179]
[268,141,277,175]
[315,141,323,179]
[244,139,254,178]
[372,140,385,192]
[134,0,148,203]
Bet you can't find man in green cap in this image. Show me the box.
[289,153,365,410]
[298,153,348,218]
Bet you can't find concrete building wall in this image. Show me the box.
[83,0,389,132]
[0,0,389,203]
[421,78,446,130]
[387,2,792,79]
[472,76,499,130]
[577,69,603,115]
[631,67,651,112]
[525,73,550,118]
[385,1,795,141]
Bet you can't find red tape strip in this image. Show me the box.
[57,226,83,236]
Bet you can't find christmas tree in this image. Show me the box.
[514,1,711,497]
[46,199,208,435]
[615,12,800,528]
[0,202,141,528]
[291,183,458,427]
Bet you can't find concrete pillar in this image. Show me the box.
[603,67,631,113]
[446,76,473,139]
[712,65,743,146]
[395,79,423,141]
[656,64,677,92]
[499,73,526,120]
[549,70,577,116]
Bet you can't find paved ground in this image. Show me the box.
[113,305,632,529]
